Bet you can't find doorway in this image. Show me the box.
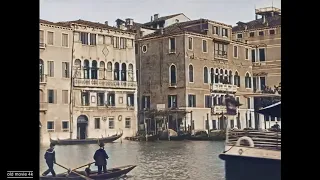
[77,115,88,139]
[218,115,227,129]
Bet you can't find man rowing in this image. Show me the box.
[42,143,56,177]
[93,142,109,174]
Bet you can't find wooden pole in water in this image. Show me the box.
[175,111,178,132]
[206,113,209,137]
[144,109,148,141]
[190,111,193,134]
[184,115,187,132]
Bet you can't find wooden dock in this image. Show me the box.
[227,130,281,151]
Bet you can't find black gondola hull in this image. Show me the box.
[40,165,136,180]
[50,133,123,145]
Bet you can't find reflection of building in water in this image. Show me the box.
[39,19,137,143]
[135,18,255,132]
[39,19,73,144]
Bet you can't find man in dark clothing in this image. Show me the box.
[42,143,56,177]
[93,142,109,174]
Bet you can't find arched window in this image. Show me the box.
[234,71,240,87]
[106,62,112,80]
[210,68,214,84]
[128,64,134,81]
[83,60,90,79]
[99,61,105,79]
[74,59,81,78]
[229,71,233,85]
[121,63,127,81]
[170,64,177,85]
[245,72,252,88]
[219,69,223,83]
[224,70,228,84]
[114,62,119,80]
[91,60,98,79]
[215,69,219,83]
[203,67,208,83]
[189,64,194,82]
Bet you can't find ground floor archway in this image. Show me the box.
[77,115,88,139]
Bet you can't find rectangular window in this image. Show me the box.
[90,33,96,45]
[169,38,176,53]
[47,32,54,45]
[269,29,275,35]
[62,121,69,130]
[113,37,119,48]
[188,94,196,107]
[62,33,68,47]
[108,118,115,129]
[245,48,249,60]
[97,92,105,106]
[259,31,264,36]
[202,40,207,53]
[120,38,125,49]
[62,62,69,78]
[48,61,54,77]
[142,96,150,109]
[125,118,131,128]
[230,120,234,128]
[212,120,217,129]
[94,118,100,129]
[40,30,44,44]
[62,90,68,104]
[247,98,251,109]
[127,94,134,107]
[47,121,54,131]
[81,91,90,106]
[259,49,266,62]
[222,28,228,37]
[48,89,56,104]
[205,95,212,108]
[80,32,89,45]
[107,93,115,106]
[233,46,238,58]
[168,95,178,108]
[253,77,257,92]
[135,43,138,54]
[237,33,242,39]
[213,26,219,35]
[260,77,266,90]
[251,49,256,62]
[188,37,193,50]
[249,32,254,37]
[214,43,228,58]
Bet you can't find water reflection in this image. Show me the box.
[40,141,225,180]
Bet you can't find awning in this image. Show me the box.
[257,101,281,117]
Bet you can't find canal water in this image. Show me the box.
[40,141,225,180]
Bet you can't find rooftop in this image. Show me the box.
[144,13,185,26]
[232,14,281,32]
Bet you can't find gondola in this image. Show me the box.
[50,132,123,145]
[187,130,226,141]
[125,134,159,142]
[159,132,191,141]
[40,165,136,180]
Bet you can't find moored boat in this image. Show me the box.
[40,165,136,180]
[50,132,123,145]
[187,130,226,141]
[125,134,159,141]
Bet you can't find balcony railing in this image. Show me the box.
[210,83,237,93]
[74,79,137,89]
[40,102,48,111]
[40,74,47,84]
[40,42,46,49]
[211,105,227,114]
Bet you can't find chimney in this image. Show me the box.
[154,14,159,21]
[151,16,153,22]
[105,21,108,26]
[160,27,164,35]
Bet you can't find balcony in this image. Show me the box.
[211,105,227,115]
[73,79,137,89]
[210,83,237,93]
[214,51,228,60]
[40,74,47,84]
[39,42,46,49]
[40,102,48,112]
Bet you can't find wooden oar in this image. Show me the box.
[64,162,95,175]
[55,163,93,180]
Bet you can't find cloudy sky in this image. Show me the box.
[40,0,281,26]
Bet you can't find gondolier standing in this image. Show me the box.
[94,142,109,174]
[42,143,56,177]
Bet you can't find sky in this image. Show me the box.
[40,0,281,27]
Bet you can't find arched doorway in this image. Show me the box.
[218,115,227,130]
[77,115,88,139]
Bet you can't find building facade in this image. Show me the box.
[232,7,281,129]
[136,19,256,132]
[40,20,73,144]
[39,19,138,144]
